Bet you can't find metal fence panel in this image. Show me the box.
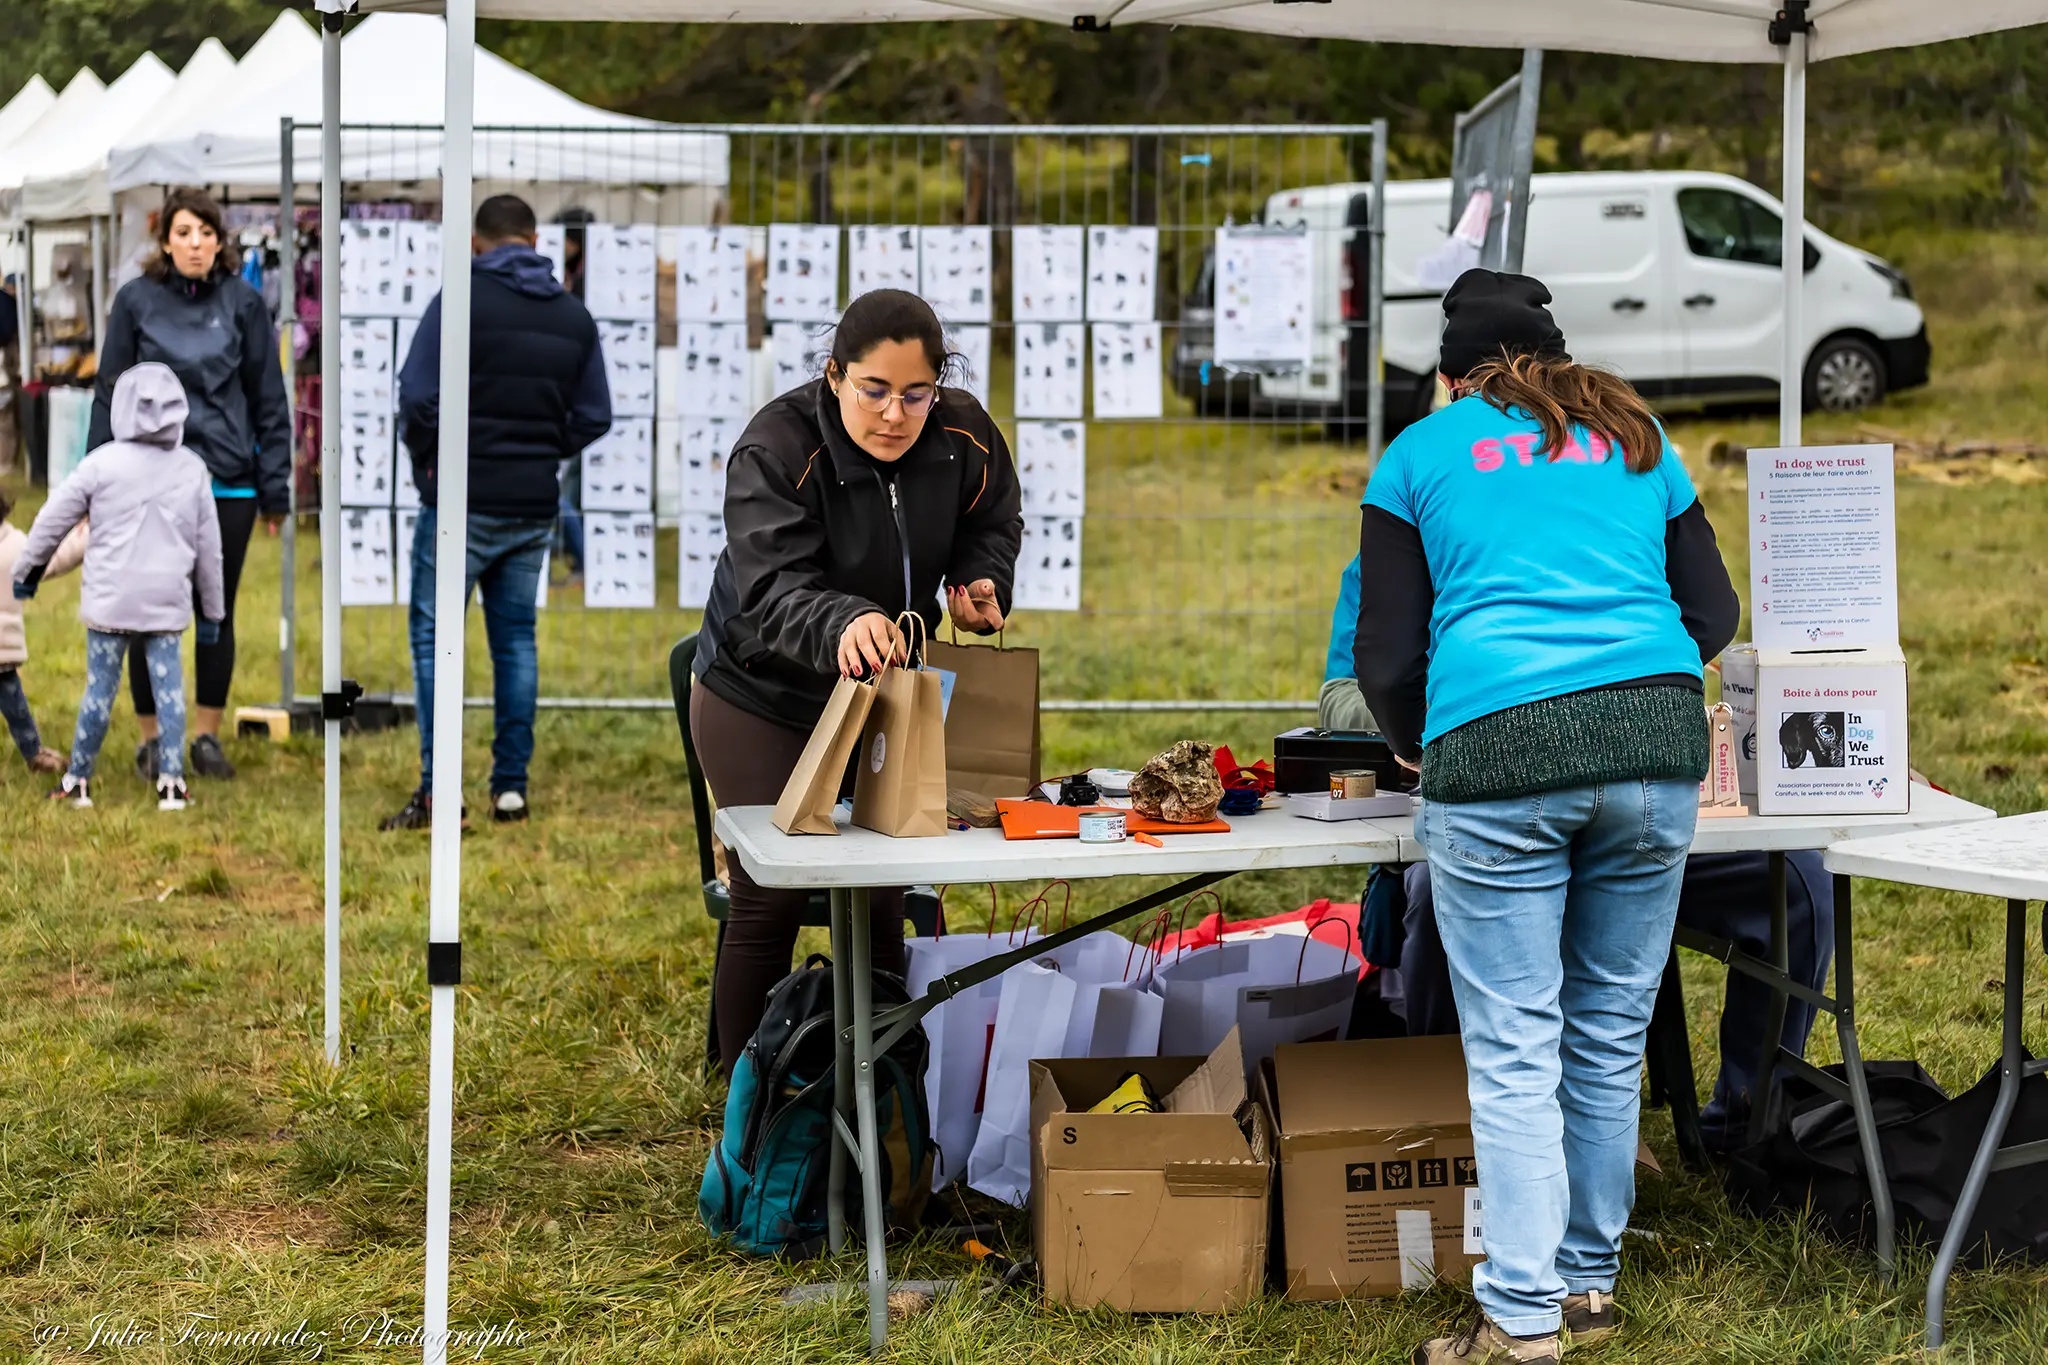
[286,122,1385,712]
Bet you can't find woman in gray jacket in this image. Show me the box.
[91,186,288,783]
[15,364,225,811]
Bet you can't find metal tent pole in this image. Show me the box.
[1366,118,1386,465]
[1776,6,1809,448]
[424,0,478,1358]
[279,117,298,711]
[315,9,349,1071]
[1502,48,1544,274]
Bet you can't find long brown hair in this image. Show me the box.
[1466,352,1664,473]
[143,186,231,282]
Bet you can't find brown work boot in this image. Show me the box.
[1412,1310,1560,1365]
[1562,1289,1619,1343]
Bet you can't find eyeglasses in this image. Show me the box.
[848,380,937,417]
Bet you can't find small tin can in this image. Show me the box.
[1076,810,1128,843]
[1330,769,1377,799]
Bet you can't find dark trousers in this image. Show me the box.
[1395,849,1835,1153]
[132,496,258,715]
[689,683,906,1073]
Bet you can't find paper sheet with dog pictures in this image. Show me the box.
[770,320,832,394]
[599,320,658,418]
[1013,225,1085,322]
[339,220,398,317]
[341,412,395,508]
[392,221,442,319]
[678,512,728,609]
[669,226,750,324]
[340,508,395,606]
[1085,226,1157,322]
[1015,322,1085,419]
[678,417,735,515]
[585,511,657,609]
[582,419,655,512]
[948,326,991,408]
[676,322,751,419]
[535,226,566,284]
[848,225,920,300]
[767,224,841,322]
[1016,421,1086,516]
[919,226,993,324]
[1014,516,1083,612]
[585,223,658,321]
[1091,322,1163,419]
[394,445,420,510]
[339,319,394,415]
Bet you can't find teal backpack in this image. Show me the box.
[699,956,935,1257]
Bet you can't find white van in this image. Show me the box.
[1254,171,1929,434]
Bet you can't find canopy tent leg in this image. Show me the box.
[423,0,478,1359]
[1778,8,1808,448]
[316,11,345,1072]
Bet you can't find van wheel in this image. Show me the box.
[1804,337,1887,412]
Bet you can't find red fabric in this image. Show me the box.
[1213,744,1276,793]
[1151,898,1373,979]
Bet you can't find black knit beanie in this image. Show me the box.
[1437,269,1570,380]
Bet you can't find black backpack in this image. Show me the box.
[1726,1056,2048,1265]
[698,956,934,1257]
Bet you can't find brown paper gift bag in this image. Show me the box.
[771,675,878,835]
[852,615,951,839]
[926,632,1041,799]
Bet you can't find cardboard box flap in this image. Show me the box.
[1272,1035,1470,1135]
[1041,1112,1250,1170]
[1164,1025,1248,1118]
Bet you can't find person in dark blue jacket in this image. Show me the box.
[91,187,291,783]
[383,194,612,830]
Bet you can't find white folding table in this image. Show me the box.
[1825,811,2048,1349]
[719,785,1996,1350]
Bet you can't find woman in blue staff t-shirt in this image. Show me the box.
[1355,270,1739,1365]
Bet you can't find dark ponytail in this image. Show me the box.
[827,289,956,387]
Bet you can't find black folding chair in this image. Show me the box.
[668,635,939,1076]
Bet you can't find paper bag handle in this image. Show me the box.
[892,610,929,673]
[1124,907,1173,985]
[1016,880,1073,933]
[1163,889,1225,965]
[1296,915,1361,985]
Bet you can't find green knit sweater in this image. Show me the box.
[1419,684,1708,804]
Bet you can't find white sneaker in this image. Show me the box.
[157,777,191,812]
[47,774,92,808]
[492,790,529,823]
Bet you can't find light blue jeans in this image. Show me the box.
[1418,778,1697,1336]
[73,630,185,782]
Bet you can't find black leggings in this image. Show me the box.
[133,497,258,715]
[689,683,906,1073]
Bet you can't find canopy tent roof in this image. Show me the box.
[0,67,107,199]
[17,40,243,222]
[0,75,58,157]
[1,54,173,223]
[348,0,2048,64]
[109,11,728,193]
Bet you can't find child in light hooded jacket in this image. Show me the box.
[12,363,225,810]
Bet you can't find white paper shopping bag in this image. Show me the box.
[1151,930,1359,1078]
[965,955,1076,1206]
[905,927,1039,1191]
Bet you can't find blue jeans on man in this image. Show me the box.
[1417,779,1698,1338]
[408,506,551,797]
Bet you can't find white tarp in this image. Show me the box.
[0,75,57,156]
[18,40,243,222]
[109,11,728,192]
[1,54,173,222]
[349,0,2048,64]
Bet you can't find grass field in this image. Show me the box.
[3,225,2048,1363]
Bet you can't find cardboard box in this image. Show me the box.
[1755,646,1909,815]
[1265,1036,1659,1301]
[1030,1028,1271,1313]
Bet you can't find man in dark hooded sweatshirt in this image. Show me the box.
[386,194,612,829]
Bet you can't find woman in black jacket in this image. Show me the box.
[91,186,290,782]
[691,289,1023,1072]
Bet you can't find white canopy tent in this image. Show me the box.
[0,75,58,155]
[18,41,237,224]
[0,53,174,223]
[110,11,728,197]
[318,0,2048,1357]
